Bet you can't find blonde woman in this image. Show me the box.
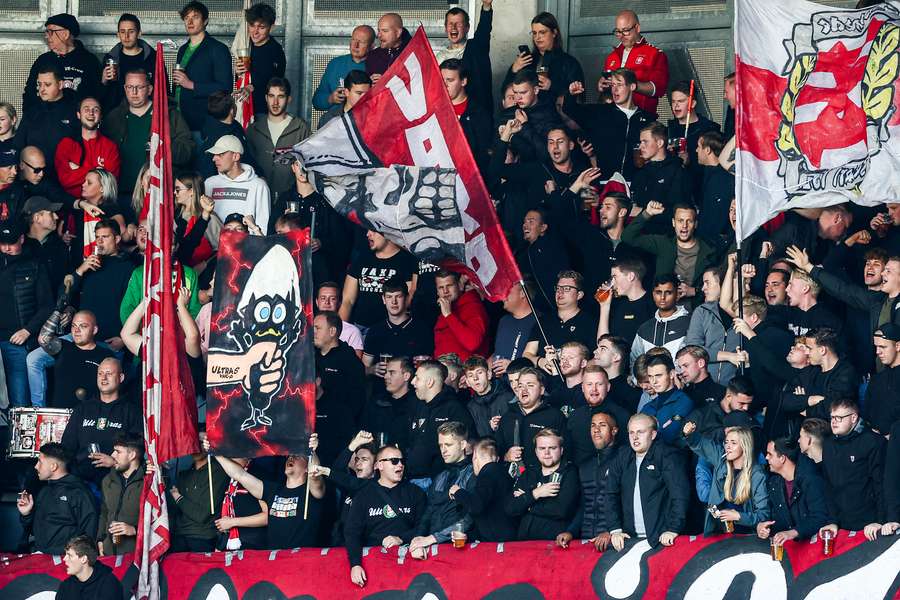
[0,102,17,149]
[76,168,129,255]
[174,171,222,272]
[131,162,151,222]
[684,424,770,535]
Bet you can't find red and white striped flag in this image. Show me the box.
[235,71,254,130]
[134,44,200,600]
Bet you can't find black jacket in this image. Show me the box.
[71,253,139,340]
[460,7,493,112]
[506,461,581,540]
[630,155,692,234]
[780,359,858,422]
[605,442,689,547]
[697,165,735,245]
[574,445,620,538]
[20,473,98,554]
[14,92,79,176]
[503,46,584,104]
[515,232,571,314]
[885,421,900,523]
[821,424,886,530]
[811,265,900,341]
[863,364,900,435]
[175,34,233,131]
[55,562,122,600]
[24,232,72,293]
[23,42,102,114]
[496,100,562,163]
[419,459,475,542]
[406,388,475,478]
[495,402,568,473]
[467,380,513,438]
[563,99,653,181]
[0,249,53,346]
[0,180,27,221]
[100,40,156,111]
[453,461,518,542]
[343,479,426,566]
[766,456,829,539]
[566,400,630,464]
[361,389,415,452]
[61,396,144,484]
[459,100,492,175]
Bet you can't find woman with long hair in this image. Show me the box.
[0,102,17,151]
[174,170,222,273]
[685,424,770,535]
[504,12,584,102]
[131,162,151,222]
[76,167,129,255]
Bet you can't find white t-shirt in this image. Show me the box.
[267,116,292,145]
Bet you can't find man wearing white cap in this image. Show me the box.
[203,134,270,234]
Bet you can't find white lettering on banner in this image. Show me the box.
[386,55,427,122]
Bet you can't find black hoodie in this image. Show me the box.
[61,396,144,484]
[506,460,581,540]
[630,155,692,235]
[56,562,122,600]
[343,479,426,567]
[100,40,156,111]
[495,402,567,473]
[453,461,518,542]
[20,473,98,555]
[467,380,514,438]
[13,92,78,177]
[407,388,475,479]
[361,388,416,452]
[23,41,102,114]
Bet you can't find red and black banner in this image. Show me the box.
[206,230,315,457]
[3,534,899,599]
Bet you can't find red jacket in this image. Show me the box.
[604,38,669,116]
[54,134,121,198]
[433,289,489,362]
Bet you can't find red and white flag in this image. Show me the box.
[292,28,521,301]
[134,44,200,600]
[735,0,900,240]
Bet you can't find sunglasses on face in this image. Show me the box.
[22,162,44,174]
[378,457,405,465]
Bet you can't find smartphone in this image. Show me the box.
[518,44,530,55]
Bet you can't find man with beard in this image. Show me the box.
[545,341,590,410]
[55,97,121,198]
[506,428,581,540]
[567,365,630,463]
[344,445,426,587]
[556,411,620,551]
[314,313,364,455]
[97,433,144,555]
[463,355,513,438]
[366,13,411,82]
[245,77,310,197]
[496,367,567,474]
[623,202,718,305]
[23,195,69,292]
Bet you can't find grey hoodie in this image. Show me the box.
[684,301,740,384]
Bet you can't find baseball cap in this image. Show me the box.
[22,196,63,215]
[0,219,23,244]
[45,13,80,37]
[874,323,900,342]
[206,135,243,155]
[224,213,245,226]
[0,148,17,168]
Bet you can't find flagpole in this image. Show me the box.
[518,280,565,383]
[684,79,695,141]
[303,448,314,520]
[207,456,215,514]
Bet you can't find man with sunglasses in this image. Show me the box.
[344,445,426,588]
[19,146,67,207]
[819,398,886,541]
[23,13,102,115]
[601,10,668,118]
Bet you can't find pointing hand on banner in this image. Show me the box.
[242,342,284,395]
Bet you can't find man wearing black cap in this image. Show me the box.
[22,195,69,291]
[0,219,53,406]
[864,324,900,436]
[0,147,24,221]
[23,13,102,114]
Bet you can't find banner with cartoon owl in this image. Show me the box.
[735,0,900,241]
[206,229,315,457]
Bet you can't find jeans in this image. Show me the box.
[26,334,72,408]
[0,341,29,407]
